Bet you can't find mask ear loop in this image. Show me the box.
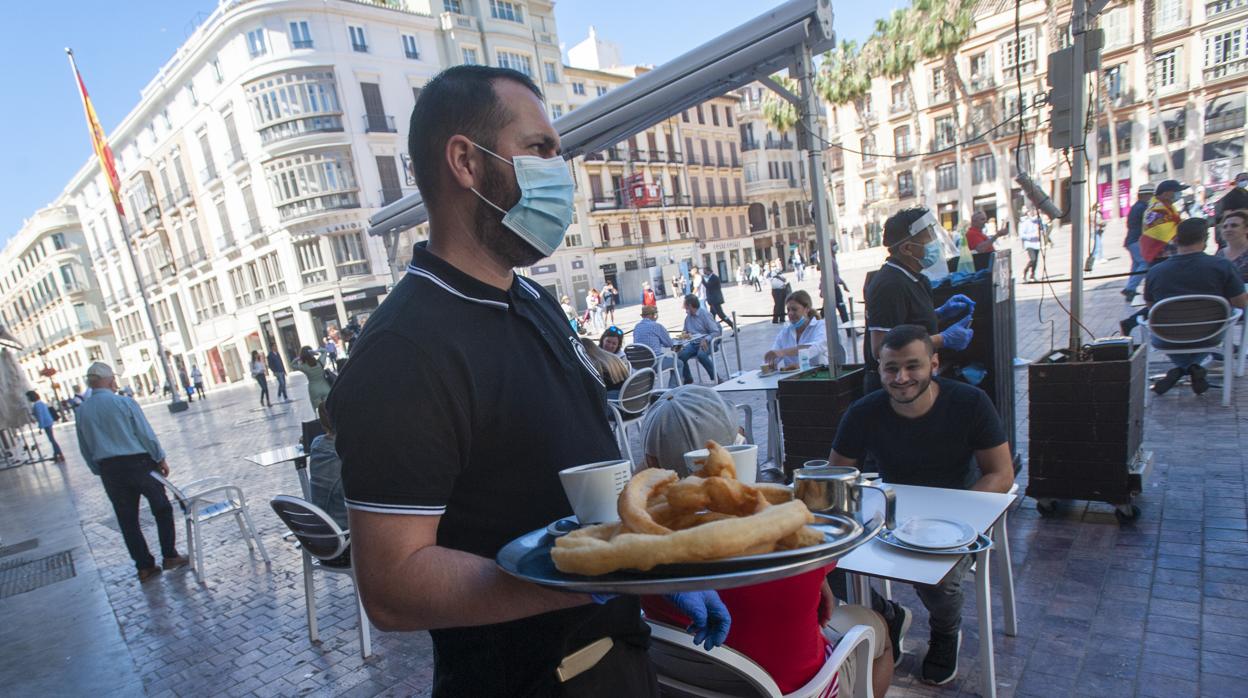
[467,140,514,215]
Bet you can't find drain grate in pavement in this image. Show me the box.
[0,538,39,559]
[0,550,76,599]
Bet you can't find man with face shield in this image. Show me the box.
[862,208,976,393]
[328,66,728,696]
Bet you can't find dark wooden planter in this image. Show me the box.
[777,366,864,477]
[1026,346,1147,506]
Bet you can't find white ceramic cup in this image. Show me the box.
[682,443,759,485]
[558,460,632,524]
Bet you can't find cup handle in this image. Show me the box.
[862,484,896,530]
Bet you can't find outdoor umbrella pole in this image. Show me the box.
[797,43,840,374]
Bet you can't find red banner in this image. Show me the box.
[68,50,125,218]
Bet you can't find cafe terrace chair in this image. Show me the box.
[693,336,733,385]
[624,343,658,371]
[1141,294,1242,407]
[150,472,270,584]
[270,495,372,659]
[609,368,657,466]
[646,619,876,698]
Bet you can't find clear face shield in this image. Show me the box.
[902,211,959,282]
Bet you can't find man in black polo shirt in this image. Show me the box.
[863,207,975,393]
[328,66,725,697]
[830,325,1013,686]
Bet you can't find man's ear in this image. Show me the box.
[930,350,940,375]
[445,134,482,191]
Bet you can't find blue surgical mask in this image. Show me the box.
[792,316,808,331]
[920,240,944,269]
[471,142,575,256]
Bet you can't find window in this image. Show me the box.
[264,148,359,221]
[711,105,720,126]
[572,82,586,95]
[245,69,342,145]
[348,25,368,53]
[891,83,908,111]
[1149,109,1186,145]
[186,82,198,106]
[970,53,990,81]
[551,104,564,119]
[1098,121,1133,152]
[1206,94,1246,135]
[1010,145,1034,177]
[402,34,420,60]
[1000,31,1036,72]
[332,233,370,277]
[1103,64,1124,102]
[246,28,267,58]
[444,0,463,12]
[189,279,226,321]
[1205,29,1243,71]
[289,21,312,49]
[489,0,525,23]
[864,179,879,202]
[1154,0,1183,31]
[596,85,608,97]
[211,58,224,83]
[834,183,845,209]
[1209,0,1248,17]
[893,126,912,156]
[931,68,945,100]
[897,171,915,198]
[936,163,958,191]
[972,153,996,184]
[51,233,67,250]
[1102,7,1130,49]
[462,47,479,65]
[497,51,533,77]
[544,61,558,84]
[861,136,877,166]
[934,115,956,149]
[1148,151,1185,175]
[697,105,705,124]
[294,239,327,284]
[1155,49,1177,88]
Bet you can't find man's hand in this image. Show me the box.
[936,294,976,321]
[157,459,170,477]
[700,339,709,352]
[665,591,731,650]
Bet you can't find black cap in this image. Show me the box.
[882,208,931,248]
[1155,179,1188,196]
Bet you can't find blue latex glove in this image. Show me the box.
[591,593,617,605]
[665,591,732,650]
[936,293,976,321]
[940,315,974,352]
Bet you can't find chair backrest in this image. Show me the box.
[647,620,781,696]
[150,472,189,509]
[1148,294,1234,345]
[623,343,658,371]
[301,419,325,453]
[618,368,657,415]
[270,495,349,561]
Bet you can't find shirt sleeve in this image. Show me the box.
[75,416,98,475]
[1221,259,1247,299]
[831,400,868,461]
[125,398,166,463]
[967,388,1008,451]
[331,332,469,516]
[865,274,909,332]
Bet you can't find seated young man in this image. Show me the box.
[828,324,1014,686]
[639,385,894,698]
[1142,217,1248,395]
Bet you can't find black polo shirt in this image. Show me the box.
[863,258,938,371]
[328,242,647,696]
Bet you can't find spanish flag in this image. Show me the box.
[1139,197,1180,263]
[67,49,125,219]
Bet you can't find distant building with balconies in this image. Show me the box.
[0,205,117,399]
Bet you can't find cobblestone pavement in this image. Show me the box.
[1,227,1245,697]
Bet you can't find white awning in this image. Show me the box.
[368,0,836,238]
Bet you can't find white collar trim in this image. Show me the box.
[884,261,920,282]
[406,264,509,310]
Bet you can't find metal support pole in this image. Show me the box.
[732,311,742,373]
[118,215,186,412]
[796,43,840,374]
[1068,0,1089,354]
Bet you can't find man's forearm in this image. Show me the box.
[970,471,1013,493]
[357,544,590,631]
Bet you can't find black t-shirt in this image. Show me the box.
[863,259,938,370]
[704,273,724,304]
[1143,252,1246,304]
[328,243,647,696]
[832,377,1007,489]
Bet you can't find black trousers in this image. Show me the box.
[771,288,787,323]
[99,454,178,570]
[707,302,735,329]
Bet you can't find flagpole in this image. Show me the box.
[66,48,186,412]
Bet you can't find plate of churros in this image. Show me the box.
[497,442,885,594]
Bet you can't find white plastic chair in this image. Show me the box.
[624,343,658,371]
[270,495,372,659]
[626,343,679,390]
[609,368,656,465]
[1141,294,1242,407]
[647,619,875,698]
[692,336,733,384]
[150,472,270,584]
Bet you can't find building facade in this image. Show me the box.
[0,205,116,398]
[826,0,1248,247]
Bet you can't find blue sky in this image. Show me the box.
[0,0,900,243]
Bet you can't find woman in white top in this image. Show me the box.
[764,290,827,370]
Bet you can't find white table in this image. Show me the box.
[838,483,1017,698]
[244,444,310,498]
[713,368,792,469]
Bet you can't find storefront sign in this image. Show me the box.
[299,297,337,311]
[531,264,557,275]
[599,263,617,273]
[273,309,294,320]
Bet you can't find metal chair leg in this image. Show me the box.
[192,519,205,584]
[241,504,270,564]
[1223,330,1234,407]
[303,552,319,643]
[993,516,1018,636]
[352,572,372,658]
[234,512,254,551]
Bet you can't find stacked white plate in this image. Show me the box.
[891,518,977,550]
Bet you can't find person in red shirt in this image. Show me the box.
[964,210,1003,254]
[638,386,894,696]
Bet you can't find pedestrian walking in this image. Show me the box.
[691,267,705,301]
[769,268,791,324]
[601,281,618,324]
[26,390,64,462]
[702,266,736,333]
[750,261,763,291]
[267,347,288,401]
[293,346,333,410]
[1121,183,1154,302]
[791,248,805,281]
[178,367,193,402]
[189,365,206,399]
[641,281,657,307]
[324,336,340,370]
[75,362,188,583]
[1019,211,1043,282]
[585,287,604,332]
[249,350,270,407]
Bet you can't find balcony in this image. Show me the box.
[378,188,404,206]
[439,11,476,31]
[667,151,684,163]
[258,114,344,145]
[648,150,666,162]
[857,112,878,130]
[142,203,162,226]
[592,197,625,211]
[861,158,878,172]
[741,139,760,152]
[889,100,912,116]
[363,114,397,133]
[968,74,996,93]
[607,148,625,162]
[1204,57,1248,83]
[277,191,360,222]
[536,32,556,46]
[237,217,267,240]
[161,194,180,214]
[1152,11,1188,37]
[764,136,796,150]
[175,183,193,205]
[176,247,209,269]
[227,145,246,165]
[1208,0,1248,18]
[628,149,647,161]
[292,39,314,49]
[199,165,219,185]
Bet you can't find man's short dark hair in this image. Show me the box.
[408,65,543,204]
[1175,218,1209,247]
[684,294,700,309]
[882,208,930,249]
[881,324,935,356]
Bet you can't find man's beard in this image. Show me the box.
[473,159,545,268]
[887,374,932,405]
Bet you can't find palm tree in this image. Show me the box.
[1141,0,1174,178]
[871,8,924,165]
[913,0,977,139]
[760,75,800,135]
[816,40,872,126]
